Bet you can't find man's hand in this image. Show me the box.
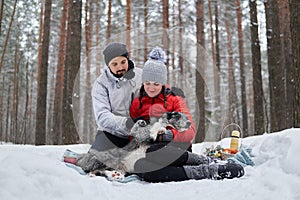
[125,117,135,130]
[130,120,152,143]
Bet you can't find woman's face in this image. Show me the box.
[108,56,128,76]
[143,81,163,97]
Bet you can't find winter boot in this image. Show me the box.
[216,161,244,179]
[186,152,212,165]
[183,161,244,180]
[183,164,219,180]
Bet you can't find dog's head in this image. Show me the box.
[159,112,191,132]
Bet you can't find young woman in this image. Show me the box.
[129,47,244,182]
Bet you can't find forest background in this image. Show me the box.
[0,0,299,145]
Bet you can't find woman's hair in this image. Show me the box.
[138,85,167,109]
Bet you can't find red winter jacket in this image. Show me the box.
[129,88,195,143]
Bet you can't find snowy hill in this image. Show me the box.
[1,129,300,200]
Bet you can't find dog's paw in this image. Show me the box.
[90,169,125,181]
[104,170,125,182]
[88,172,97,177]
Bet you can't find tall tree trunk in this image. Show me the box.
[13,38,20,143]
[106,0,112,42]
[52,0,68,144]
[208,0,216,94]
[236,0,248,136]
[162,0,169,67]
[170,2,175,86]
[214,4,220,73]
[95,1,101,77]
[208,0,221,136]
[289,0,300,127]
[61,0,81,144]
[0,0,5,36]
[46,71,55,144]
[214,3,222,136]
[126,0,131,52]
[0,0,17,72]
[28,73,34,143]
[83,0,92,143]
[0,75,4,140]
[6,84,11,142]
[279,0,293,128]
[249,0,265,135]
[225,4,238,130]
[37,1,44,79]
[20,61,30,144]
[143,0,148,62]
[178,0,183,75]
[35,0,52,145]
[195,0,205,143]
[265,0,285,132]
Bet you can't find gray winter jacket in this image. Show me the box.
[92,67,142,138]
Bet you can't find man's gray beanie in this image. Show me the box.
[142,47,167,85]
[103,42,128,66]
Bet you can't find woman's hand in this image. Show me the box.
[156,129,174,142]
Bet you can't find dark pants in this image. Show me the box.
[134,142,192,182]
[90,130,130,151]
[134,159,189,182]
[90,131,191,182]
[145,142,190,166]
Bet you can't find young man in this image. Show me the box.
[75,42,142,172]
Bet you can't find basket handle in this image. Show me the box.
[220,123,243,140]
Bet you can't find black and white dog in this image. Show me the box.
[90,112,191,181]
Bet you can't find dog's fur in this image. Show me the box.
[90,112,191,181]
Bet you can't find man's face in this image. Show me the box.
[108,56,128,76]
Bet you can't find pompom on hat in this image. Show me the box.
[142,47,167,85]
[103,42,128,66]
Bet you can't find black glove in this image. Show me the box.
[130,120,152,143]
[156,130,174,142]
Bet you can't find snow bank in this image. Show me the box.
[0,129,300,200]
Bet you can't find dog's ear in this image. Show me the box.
[137,120,148,127]
[165,112,181,120]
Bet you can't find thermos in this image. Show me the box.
[230,130,240,152]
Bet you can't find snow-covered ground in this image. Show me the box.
[1,128,300,200]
